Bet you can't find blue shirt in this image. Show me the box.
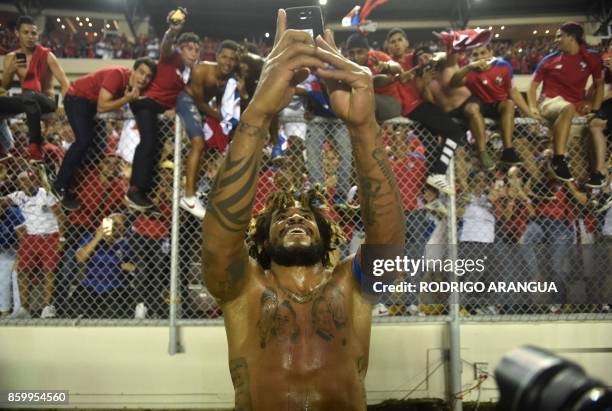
[79,234,131,293]
[0,206,25,249]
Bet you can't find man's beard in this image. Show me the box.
[266,241,326,267]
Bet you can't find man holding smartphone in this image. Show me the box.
[52,58,157,211]
[0,15,70,162]
[202,10,404,411]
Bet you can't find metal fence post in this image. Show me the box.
[447,157,462,411]
[168,115,183,355]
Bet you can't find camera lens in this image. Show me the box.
[495,346,612,411]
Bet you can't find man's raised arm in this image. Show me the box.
[201,10,325,302]
[315,33,405,248]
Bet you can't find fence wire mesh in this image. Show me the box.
[0,108,610,325]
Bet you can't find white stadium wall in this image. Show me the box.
[1,322,611,409]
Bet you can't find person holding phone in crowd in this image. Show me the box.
[0,16,70,162]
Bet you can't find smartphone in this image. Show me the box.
[102,217,113,237]
[286,6,325,39]
[15,52,26,65]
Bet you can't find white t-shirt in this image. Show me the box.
[459,194,495,243]
[7,188,59,235]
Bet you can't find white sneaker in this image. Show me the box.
[134,303,147,320]
[371,303,389,317]
[41,305,56,319]
[9,307,31,319]
[426,174,452,195]
[180,196,206,219]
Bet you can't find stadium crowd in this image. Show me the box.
[0,12,610,320]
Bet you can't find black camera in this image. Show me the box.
[495,346,612,411]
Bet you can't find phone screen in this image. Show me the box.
[286,6,325,39]
[102,218,113,236]
[16,53,26,65]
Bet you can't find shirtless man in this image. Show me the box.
[176,39,239,219]
[0,15,70,162]
[201,10,404,410]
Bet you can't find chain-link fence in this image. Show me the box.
[0,109,610,325]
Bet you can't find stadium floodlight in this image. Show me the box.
[495,33,499,38]
[533,30,537,34]
[79,22,83,27]
[265,32,270,38]
[88,22,93,27]
[501,25,505,30]
[56,18,60,22]
[94,32,98,37]
[106,24,110,28]
[545,29,550,34]
[319,0,328,5]
[61,24,66,29]
[488,26,492,30]
[76,17,80,21]
[85,17,90,22]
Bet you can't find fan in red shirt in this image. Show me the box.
[126,10,201,211]
[0,15,70,161]
[449,44,541,167]
[347,31,465,195]
[52,58,156,211]
[527,22,604,183]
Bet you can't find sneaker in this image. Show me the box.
[500,148,523,165]
[52,184,81,211]
[27,143,44,163]
[125,189,153,211]
[585,172,607,189]
[530,181,557,201]
[478,151,496,171]
[41,305,56,319]
[9,307,31,319]
[180,196,206,219]
[426,174,452,195]
[371,303,389,317]
[590,193,612,214]
[424,199,448,217]
[134,302,147,320]
[548,157,574,182]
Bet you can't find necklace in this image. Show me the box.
[270,270,331,304]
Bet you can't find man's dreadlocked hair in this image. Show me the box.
[247,186,346,270]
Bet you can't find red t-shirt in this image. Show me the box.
[392,52,422,115]
[537,187,574,223]
[68,169,128,228]
[464,58,514,103]
[20,44,50,93]
[367,50,402,101]
[67,66,131,103]
[390,137,426,211]
[533,49,603,105]
[132,202,171,240]
[253,169,277,215]
[143,52,186,108]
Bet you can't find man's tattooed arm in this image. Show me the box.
[201,112,270,302]
[351,124,405,246]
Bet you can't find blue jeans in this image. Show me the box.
[176,91,203,139]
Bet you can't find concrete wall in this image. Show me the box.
[1,322,611,409]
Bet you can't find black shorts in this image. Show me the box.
[448,96,501,120]
[595,98,612,123]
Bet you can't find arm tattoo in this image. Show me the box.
[229,358,253,411]
[235,122,267,140]
[206,153,259,232]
